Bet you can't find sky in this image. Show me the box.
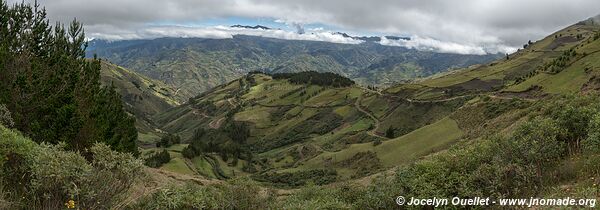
[7,0,600,55]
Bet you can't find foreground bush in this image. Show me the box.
[0,125,143,209]
[130,178,274,209]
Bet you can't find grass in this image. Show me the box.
[234,106,274,127]
[167,144,189,152]
[301,117,463,177]
[191,156,217,179]
[137,132,161,146]
[415,25,594,90]
[157,144,195,175]
[160,152,195,175]
[333,105,354,118]
[505,47,600,94]
[360,94,389,118]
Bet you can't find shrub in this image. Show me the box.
[132,183,226,209]
[582,114,600,175]
[0,127,143,209]
[277,184,351,209]
[156,133,181,148]
[144,149,171,168]
[254,169,338,187]
[372,139,382,146]
[0,104,13,128]
[272,71,355,87]
[131,178,273,209]
[385,126,396,138]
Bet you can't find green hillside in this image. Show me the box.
[5,1,600,208]
[88,36,501,99]
[145,16,600,191]
[389,20,600,100]
[151,71,477,184]
[99,61,185,145]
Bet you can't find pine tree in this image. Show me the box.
[0,1,138,155]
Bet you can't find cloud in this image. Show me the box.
[88,25,364,44]
[379,36,516,55]
[10,0,600,54]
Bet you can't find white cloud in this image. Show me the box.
[379,36,516,55]
[10,0,600,54]
[89,25,364,45]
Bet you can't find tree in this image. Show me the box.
[385,126,396,138]
[157,133,181,148]
[0,1,138,155]
[145,149,171,168]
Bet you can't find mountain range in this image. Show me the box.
[5,1,600,208]
[111,14,600,189]
[87,34,501,100]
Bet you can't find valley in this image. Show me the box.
[88,35,501,99]
[122,15,600,191]
[3,1,600,208]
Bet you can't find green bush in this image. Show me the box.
[144,149,171,168]
[0,126,143,209]
[277,184,351,209]
[131,178,273,209]
[252,169,337,187]
[156,133,181,148]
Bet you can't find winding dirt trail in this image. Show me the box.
[354,92,387,139]
[208,117,226,129]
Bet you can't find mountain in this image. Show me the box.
[87,35,501,99]
[99,61,184,145]
[231,24,272,30]
[333,32,411,42]
[143,16,600,192]
[386,16,600,100]
[151,71,468,181]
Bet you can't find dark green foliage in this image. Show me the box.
[135,97,600,209]
[131,179,274,210]
[540,48,577,74]
[144,149,171,168]
[294,109,343,135]
[181,145,198,159]
[393,117,565,199]
[483,98,527,118]
[183,121,251,161]
[191,100,217,113]
[538,95,599,153]
[386,95,598,201]
[272,71,355,87]
[156,133,181,147]
[515,47,579,84]
[252,169,337,187]
[0,127,143,209]
[0,2,137,155]
[257,109,343,151]
[385,126,396,138]
[337,151,382,178]
[242,161,258,173]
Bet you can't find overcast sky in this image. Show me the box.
[8,0,600,54]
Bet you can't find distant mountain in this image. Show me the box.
[231,24,272,30]
[332,32,410,42]
[88,35,501,99]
